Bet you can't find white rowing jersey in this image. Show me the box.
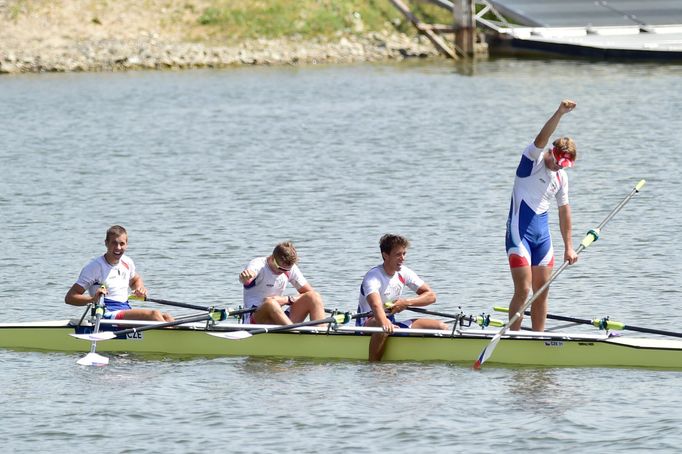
[242,256,308,308]
[75,254,137,303]
[357,264,424,315]
[511,142,569,215]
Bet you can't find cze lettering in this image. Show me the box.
[543,341,563,347]
[126,331,144,340]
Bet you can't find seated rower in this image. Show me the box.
[65,225,174,322]
[357,234,447,361]
[238,241,325,325]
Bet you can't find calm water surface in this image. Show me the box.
[1,59,681,453]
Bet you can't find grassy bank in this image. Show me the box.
[0,0,453,44]
[191,0,452,42]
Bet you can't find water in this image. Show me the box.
[1,59,681,452]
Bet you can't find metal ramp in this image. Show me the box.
[392,0,682,60]
[478,0,682,60]
[488,0,682,27]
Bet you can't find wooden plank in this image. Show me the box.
[388,0,458,59]
[420,24,457,33]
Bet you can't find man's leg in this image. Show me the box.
[288,291,325,323]
[530,265,552,331]
[253,298,291,325]
[508,266,532,331]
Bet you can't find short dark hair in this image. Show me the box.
[105,225,128,243]
[379,234,410,255]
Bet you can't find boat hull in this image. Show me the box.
[1,320,682,368]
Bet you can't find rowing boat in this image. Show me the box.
[1,318,681,369]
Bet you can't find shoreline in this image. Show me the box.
[0,32,442,74]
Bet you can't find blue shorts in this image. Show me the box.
[506,200,554,268]
[356,314,414,329]
[102,298,131,320]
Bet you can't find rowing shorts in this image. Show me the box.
[506,201,554,268]
[242,305,258,324]
[358,315,414,329]
[102,298,132,320]
[242,305,290,324]
[103,310,127,320]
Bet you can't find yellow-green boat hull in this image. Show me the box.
[2,320,682,369]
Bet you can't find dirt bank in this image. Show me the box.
[0,0,441,73]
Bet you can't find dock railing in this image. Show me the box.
[389,0,507,58]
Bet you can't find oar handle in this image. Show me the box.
[129,295,212,312]
[227,306,258,317]
[91,288,107,336]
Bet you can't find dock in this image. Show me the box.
[392,0,682,61]
[480,0,682,60]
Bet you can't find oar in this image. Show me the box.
[493,306,682,338]
[128,295,262,321]
[70,311,224,342]
[473,179,646,370]
[207,311,367,340]
[77,290,109,366]
[128,294,230,317]
[384,303,506,328]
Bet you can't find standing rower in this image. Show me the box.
[505,99,579,331]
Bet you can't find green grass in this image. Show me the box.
[194,0,453,41]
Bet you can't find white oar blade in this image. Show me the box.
[77,352,110,367]
[207,331,253,340]
[70,332,117,341]
[473,334,502,370]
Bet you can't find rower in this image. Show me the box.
[64,225,174,322]
[505,99,579,332]
[238,241,326,326]
[356,234,447,361]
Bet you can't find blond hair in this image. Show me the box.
[553,137,577,161]
[272,241,298,267]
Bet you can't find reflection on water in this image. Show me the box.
[508,368,568,413]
